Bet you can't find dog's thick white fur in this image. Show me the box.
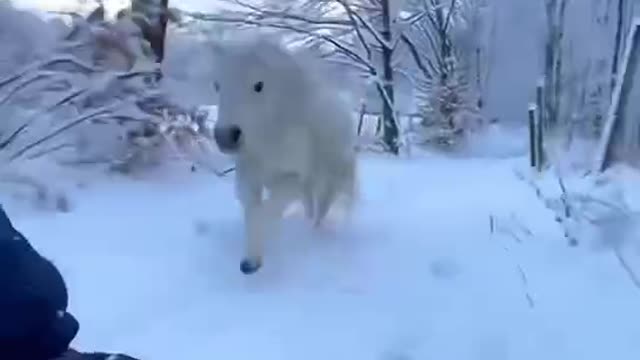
[212,35,358,274]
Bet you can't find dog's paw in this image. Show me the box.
[240,257,262,275]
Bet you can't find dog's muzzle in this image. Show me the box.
[214,125,242,153]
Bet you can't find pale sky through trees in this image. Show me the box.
[11,0,224,14]
[12,0,406,15]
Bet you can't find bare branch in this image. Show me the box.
[443,0,458,33]
[183,13,376,73]
[335,0,373,59]
[9,104,117,161]
[336,0,391,50]
[229,0,351,26]
[400,33,434,79]
[0,124,28,151]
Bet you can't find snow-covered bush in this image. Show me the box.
[0,2,61,76]
[0,3,68,210]
[0,4,219,177]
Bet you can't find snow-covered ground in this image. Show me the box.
[2,2,640,359]
[3,147,640,360]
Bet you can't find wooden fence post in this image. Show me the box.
[535,104,544,172]
[528,104,537,168]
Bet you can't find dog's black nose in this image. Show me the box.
[214,125,242,152]
[229,126,241,144]
[240,257,262,275]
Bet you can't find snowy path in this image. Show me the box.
[9,154,640,360]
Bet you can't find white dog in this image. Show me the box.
[212,36,358,275]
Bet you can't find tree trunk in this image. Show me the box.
[552,0,568,130]
[132,0,169,63]
[155,0,169,63]
[597,22,640,171]
[380,0,399,154]
[543,0,567,131]
[476,47,483,109]
[611,0,625,95]
[543,0,557,130]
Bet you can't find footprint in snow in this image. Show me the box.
[429,258,461,279]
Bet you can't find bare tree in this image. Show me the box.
[610,0,625,94]
[379,0,399,153]
[401,0,492,147]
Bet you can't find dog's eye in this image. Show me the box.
[253,81,263,93]
[214,81,220,92]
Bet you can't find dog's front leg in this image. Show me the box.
[241,196,265,275]
[234,165,266,275]
[239,176,301,275]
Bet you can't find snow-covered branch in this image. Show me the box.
[182,11,377,73]
[335,0,392,50]
[0,4,220,175]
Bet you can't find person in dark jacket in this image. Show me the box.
[0,205,140,360]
